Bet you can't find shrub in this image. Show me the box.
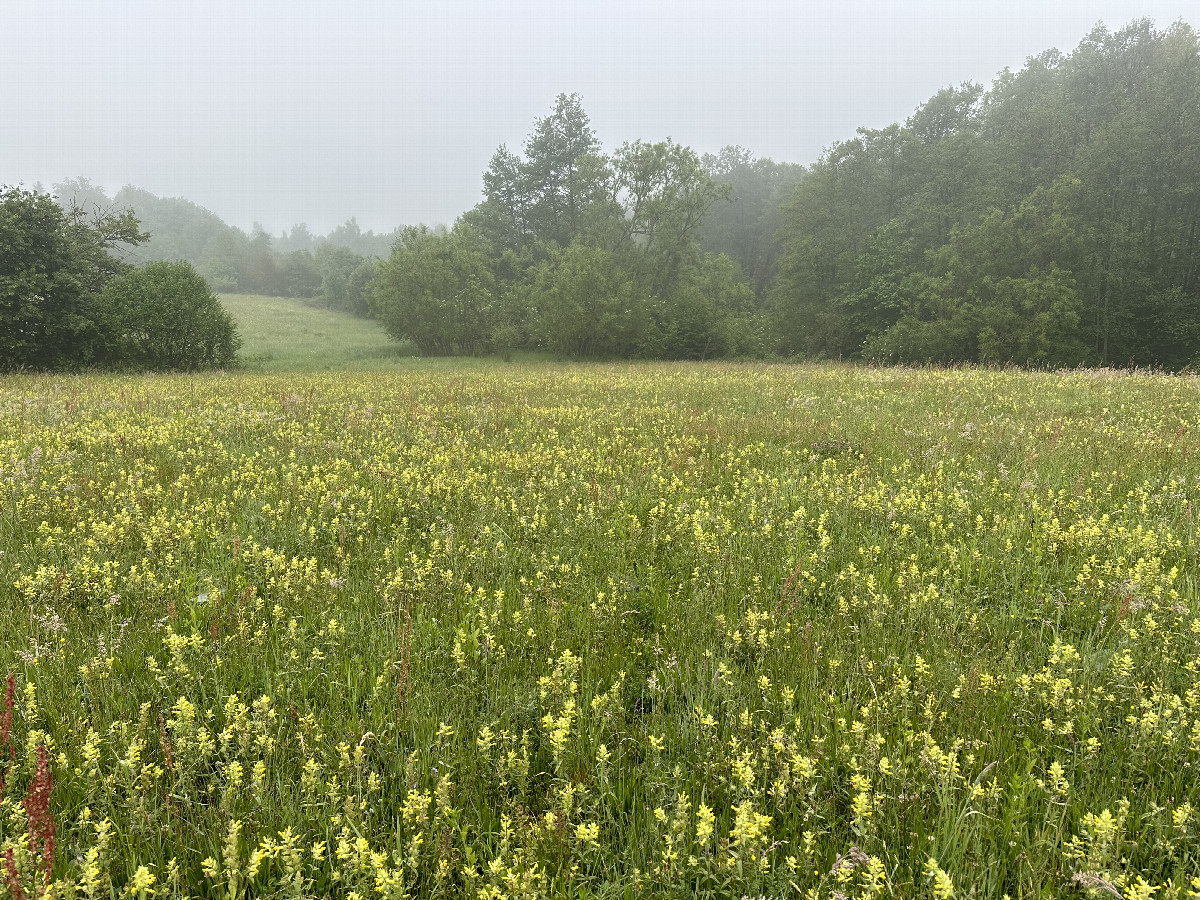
[98,261,240,370]
[368,225,496,356]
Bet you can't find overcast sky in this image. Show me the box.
[2,0,1195,234]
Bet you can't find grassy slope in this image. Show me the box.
[220,293,415,371]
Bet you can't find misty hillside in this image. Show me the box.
[50,179,395,305]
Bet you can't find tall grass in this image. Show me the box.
[0,363,1197,898]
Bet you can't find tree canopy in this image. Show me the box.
[377,94,755,359]
[1,185,145,370]
[772,20,1200,368]
[376,25,1200,368]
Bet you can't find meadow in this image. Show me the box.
[0,363,1198,899]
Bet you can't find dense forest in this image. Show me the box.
[775,19,1200,368]
[6,18,1199,370]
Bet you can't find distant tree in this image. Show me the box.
[907,82,983,144]
[853,183,1092,366]
[329,217,362,246]
[323,218,402,257]
[277,222,315,252]
[699,147,804,298]
[50,182,411,301]
[241,225,280,294]
[609,139,727,290]
[278,250,321,298]
[97,261,240,370]
[521,94,611,248]
[198,255,240,293]
[773,132,892,356]
[459,96,737,359]
[315,244,375,316]
[52,177,116,218]
[471,145,532,253]
[347,257,379,315]
[112,186,246,279]
[469,94,611,254]
[60,194,150,296]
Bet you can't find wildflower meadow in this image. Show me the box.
[0,364,1197,898]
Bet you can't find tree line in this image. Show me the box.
[772,19,1200,368]
[368,94,788,360]
[6,18,1198,370]
[369,20,1200,367]
[49,180,384,316]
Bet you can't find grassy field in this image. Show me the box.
[1,363,1199,898]
[220,294,416,371]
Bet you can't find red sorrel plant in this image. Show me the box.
[3,849,24,900]
[22,744,54,891]
[0,673,14,801]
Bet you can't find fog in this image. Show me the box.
[1,0,1194,232]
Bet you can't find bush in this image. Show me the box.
[1,185,144,370]
[99,261,241,370]
[368,225,496,356]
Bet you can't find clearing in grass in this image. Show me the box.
[220,293,414,371]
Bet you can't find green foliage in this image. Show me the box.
[198,255,240,293]
[659,254,758,360]
[0,185,145,371]
[490,321,521,362]
[278,250,322,299]
[519,94,610,249]
[313,217,404,258]
[368,225,497,356]
[314,244,376,317]
[1,186,85,369]
[440,97,742,360]
[774,20,1200,368]
[699,146,805,299]
[2,186,239,373]
[106,185,267,293]
[468,94,611,256]
[37,18,1200,371]
[532,243,645,359]
[66,186,394,301]
[98,261,240,370]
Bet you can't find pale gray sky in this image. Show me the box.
[2,0,1194,233]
